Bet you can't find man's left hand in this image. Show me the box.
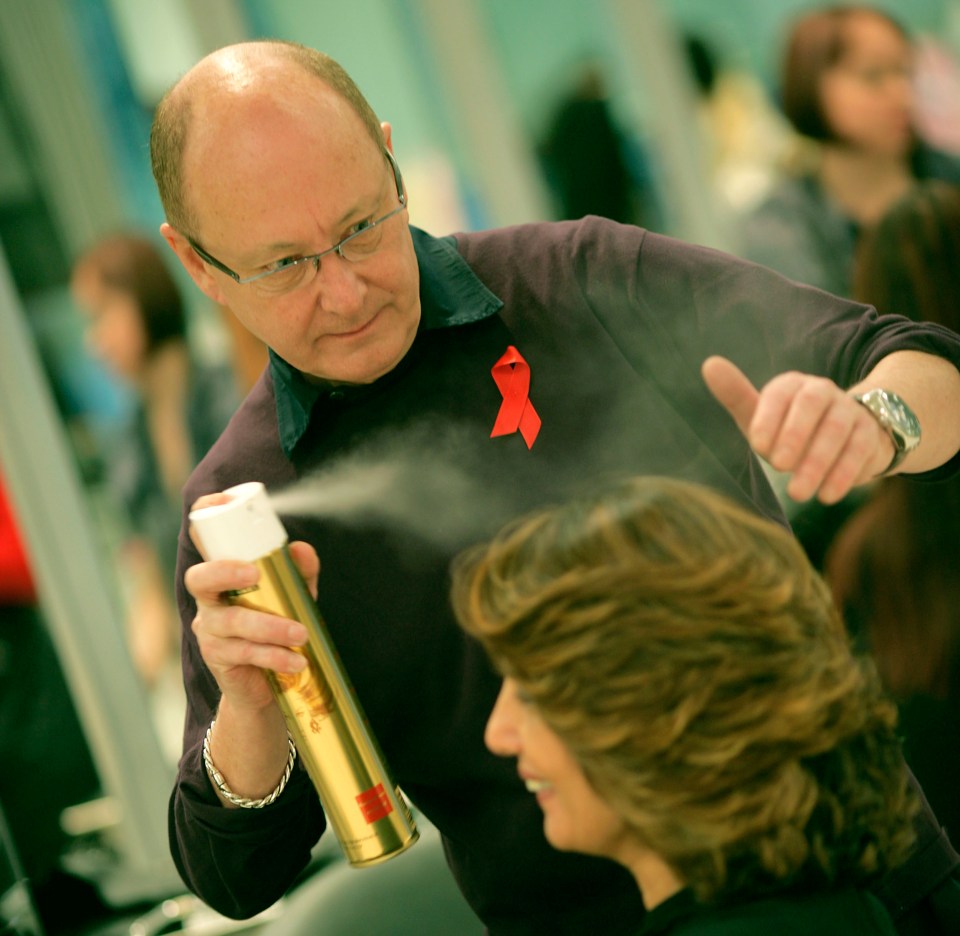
[701,355,893,503]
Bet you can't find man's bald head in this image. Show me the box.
[150,41,385,235]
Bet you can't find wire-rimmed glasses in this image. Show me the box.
[187,149,406,297]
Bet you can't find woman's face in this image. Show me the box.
[72,268,147,383]
[484,677,632,861]
[819,12,914,156]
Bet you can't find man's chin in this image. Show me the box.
[305,344,408,386]
[302,307,419,384]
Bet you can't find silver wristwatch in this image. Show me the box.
[852,388,921,474]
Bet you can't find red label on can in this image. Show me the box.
[356,783,394,824]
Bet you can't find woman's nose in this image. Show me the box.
[484,681,521,757]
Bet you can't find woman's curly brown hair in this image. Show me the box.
[452,476,917,904]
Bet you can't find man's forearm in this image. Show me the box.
[206,696,290,808]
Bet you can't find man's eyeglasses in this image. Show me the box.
[187,149,406,296]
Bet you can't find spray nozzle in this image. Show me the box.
[189,481,288,562]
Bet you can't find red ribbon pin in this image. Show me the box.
[490,345,541,449]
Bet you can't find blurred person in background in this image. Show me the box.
[538,61,658,228]
[825,180,960,846]
[740,5,960,298]
[70,233,238,694]
[454,476,917,934]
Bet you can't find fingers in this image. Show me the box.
[184,557,258,603]
[797,416,883,503]
[702,358,894,504]
[188,492,233,558]
[192,595,308,673]
[777,390,869,502]
[701,356,760,439]
[754,373,838,469]
[185,558,308,681]
[191,492,233,511]
[192,600,308,649]
[754,375,893,503]
[194,622,308,675]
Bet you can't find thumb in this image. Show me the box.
[701,356,760,438]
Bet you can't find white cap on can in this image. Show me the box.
[188,481,288,562]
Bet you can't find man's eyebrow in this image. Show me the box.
[239,182,387,265]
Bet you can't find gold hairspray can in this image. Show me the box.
[189,482,418,867]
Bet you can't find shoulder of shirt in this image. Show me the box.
[182,367,284,504]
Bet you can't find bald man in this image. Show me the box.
[153,40,960,935]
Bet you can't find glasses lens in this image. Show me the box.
[253,258,316,296]
[340,221,389,262]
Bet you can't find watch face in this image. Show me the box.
[881,390,921,439]
[861,389,921,449]
[854,388,921,471]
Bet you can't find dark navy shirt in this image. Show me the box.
[637,886,897,935]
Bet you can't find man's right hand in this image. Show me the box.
[184,493,321,804]
[183,541,318,711]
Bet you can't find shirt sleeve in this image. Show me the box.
[631,227,960,482]
[170,738,324,918]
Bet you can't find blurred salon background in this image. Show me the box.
[1,1,959,934]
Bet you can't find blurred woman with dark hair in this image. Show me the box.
[741,5,960,297]
[453,476,919,933]
[71,232,238,694]
[826,180,960,842]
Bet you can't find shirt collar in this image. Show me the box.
[271,225,502,456]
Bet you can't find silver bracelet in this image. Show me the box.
[202,719,297,808]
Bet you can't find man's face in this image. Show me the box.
[168,81,420,385]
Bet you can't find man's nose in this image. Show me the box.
[315,252,367,316]
[484,682,520,757]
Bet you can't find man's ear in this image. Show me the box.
[160,222,228,305]
[380,122,407,204]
